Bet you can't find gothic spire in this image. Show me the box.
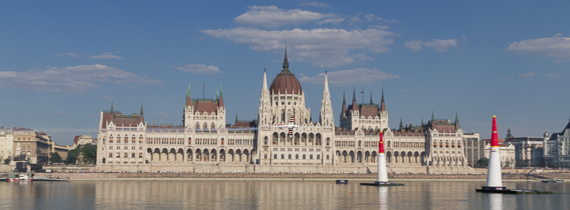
[431,111,435,122]
[455,112,460,129]
[369,92,373,104]
[380,88,386,112]
[235,113,238,123]
[140,102,143,116]
[185,82,192,107]
[110,101,114,114]
[352,86,356,102]
[341,90,347,117]
[352,86,357,111]
[323,71,329,93]
[283,45,289,70]
[399,117,403,130]
[186,82,191,98]
[262,68,268,90]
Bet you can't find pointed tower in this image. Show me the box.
[352,87,358,111]
[320,71,333,127]
[139,102,144,122]
[184,82,195,130]
[218,84,224,107]
[380,88,386,112]
[455,112,460,130]
[110,101,114,114]
[378,88,388,131]
[185,82,192,107]
[399,117,404,130]
[370,92,373,105]
[258,68,272,127]
[283,45,289,70]
[341,91,347,118]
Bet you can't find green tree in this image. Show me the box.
[3,156,11,165]
[50,152,62,163]
[65,148,80,164]
[79,144,97,164]
[477,157,489,168]
[38,155,49,164]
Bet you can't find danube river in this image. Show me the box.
[0,180,567,209]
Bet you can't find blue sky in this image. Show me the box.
[1,1,569,145]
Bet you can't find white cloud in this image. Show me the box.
[0,64,161,93]
[300,1,330,8]
[299,68,399,86]
[234,5,332,28]
[203,27,394,67]
[404,39,458,52]
[317,18,344,25]
[505,35,570,62]
[173,64,221,74]
[518,72,535,78]
[364,14,384,22]
[87,52,123,59]
[55,52,79,57]
[546,73,562,79]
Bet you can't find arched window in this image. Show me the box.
[203,122,208,131]
[326,138,330,146]
[264,136,268,145]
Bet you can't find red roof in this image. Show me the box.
[359,105,379,117]
[192,100,219,113]
[270,70,302,95]
[101,111,144,128]
[73,135,80,144]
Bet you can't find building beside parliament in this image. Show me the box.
[96,50,470,173]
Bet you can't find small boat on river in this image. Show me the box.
[7,174,32,182]
[542,179,564,183]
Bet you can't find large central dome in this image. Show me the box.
[269,48,302,95]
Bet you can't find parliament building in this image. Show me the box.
[96,50,470,174]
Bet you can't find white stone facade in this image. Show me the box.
[95,52,470,173]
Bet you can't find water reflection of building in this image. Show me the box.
[96,49,469,173]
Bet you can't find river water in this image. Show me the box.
[0,180,567,209]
